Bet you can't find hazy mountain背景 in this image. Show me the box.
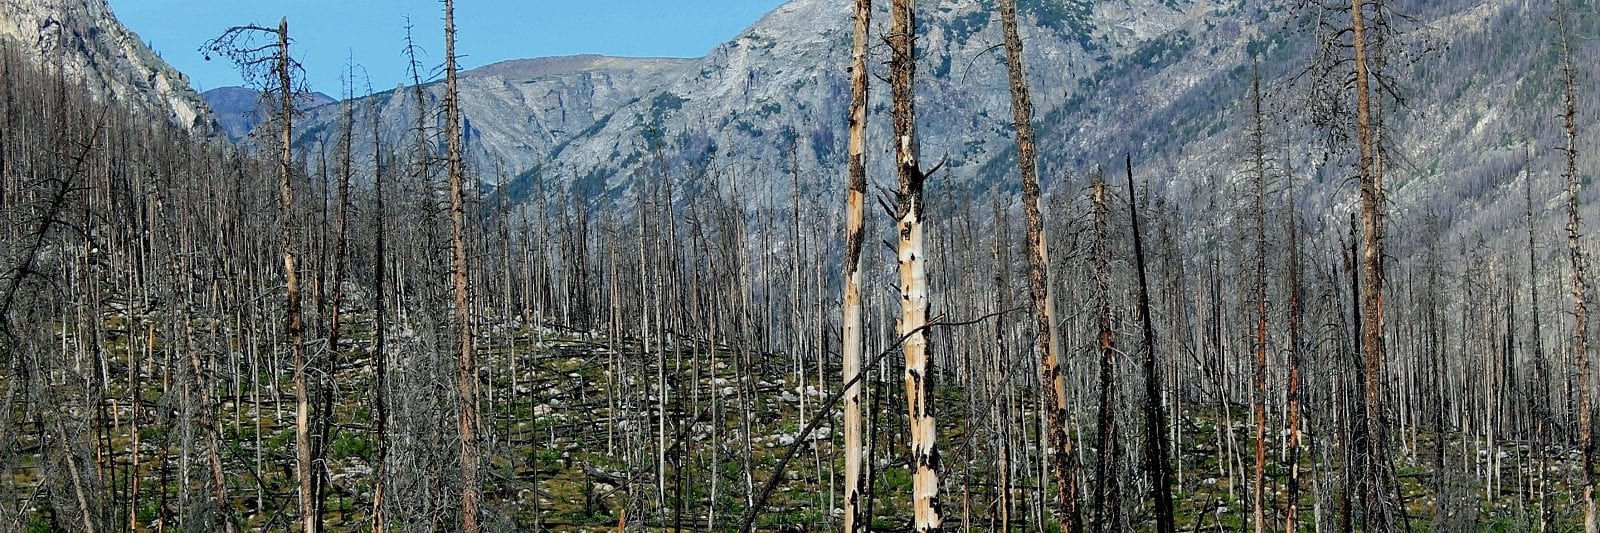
[203,85,335,141]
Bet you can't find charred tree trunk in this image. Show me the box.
[995,1,1080,529]
[1125,155,1175,533]
[369,94,389,533]
[1285,154,1305,533]
[1558,10,1595,531]
[1090,175,1122,533]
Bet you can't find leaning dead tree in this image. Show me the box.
[889,0,940,528]
[994,1,1081,530]
[1126,155,1175,533]
[202,19,306,533]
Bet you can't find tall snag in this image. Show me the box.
[889,0,941,528]
[1349,0,1393,525]
[1249,65,1270,533]
[310,61,356,530]
[279,21,310,533]
[841,0,871,531]
[369,79,389,533]
[994,0,1081,529]
[1091,173,1122,532]
[1285,149,1305,533]
[1523,137,1552,531]
[443,1,481,530]
[1557,7,1595,531]
[202,19,308,531]
[1125,155,1175,533]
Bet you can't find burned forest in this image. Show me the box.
[3,0,1600,531]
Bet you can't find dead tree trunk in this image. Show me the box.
[1090,174,1122,533]
[1558,10,1595,531]
[1349,0,1392,526]
[1285,153,1305,533]
[1524,138,1552,532]
[369,93,389,533]
[443,1,480,530]
[889,0,940,528]
[267,19,313,533]
[310,71,355,531]
[1125,155,1175,533]
[1249,66,1270,533]
[994,1,1080,529]
[842,0,871,530]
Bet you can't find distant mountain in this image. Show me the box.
[204,86,335,141]
[0,0,214,131]
[293,0,1597,253]
[291,54,695,186]
[297,0,1220,194]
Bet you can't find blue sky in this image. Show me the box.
[112,0,787,97]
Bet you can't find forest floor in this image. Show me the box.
[3,314,1593,531]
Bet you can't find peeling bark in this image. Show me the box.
[841,0,871,530]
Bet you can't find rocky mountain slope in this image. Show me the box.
[290,0,1595,253]
[0,0,213,131]
[295,54,695,183]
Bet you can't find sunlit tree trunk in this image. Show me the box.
[841,0,871,530]
[889,0,940,528]
[1249,66,1269,533]
[443,1,480,530]
[1349,1,1391,526]
[267,18,313,533]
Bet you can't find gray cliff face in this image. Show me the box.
[525,0,1238,201]
[293,54,696,185]
[292,0,1598,257]
[296,0,1233,195]
[0,0,214,131]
